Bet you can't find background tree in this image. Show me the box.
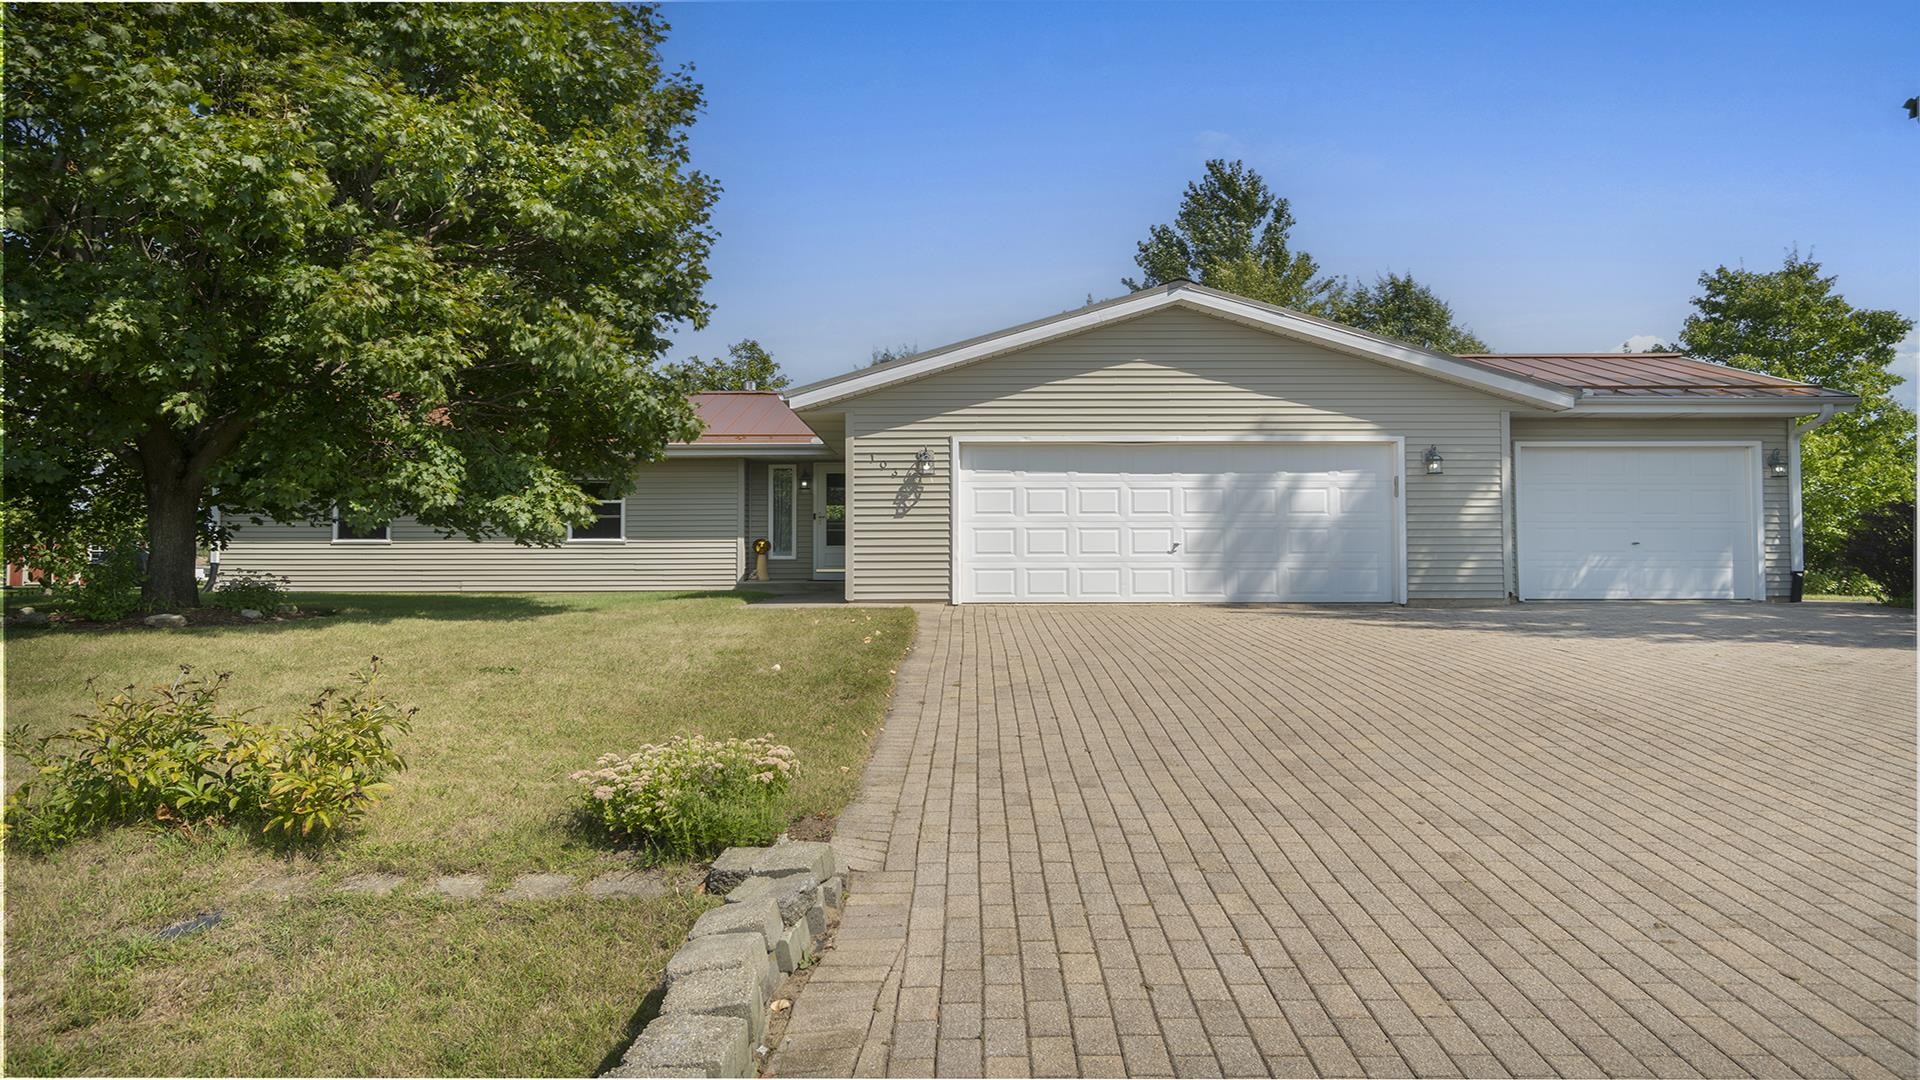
[660,340,787,394]
[1329,272,1490,353]
[869,343,920,367]
[5,4,717,609]
[1123,159,1334,311]
[1672,251,1915,588]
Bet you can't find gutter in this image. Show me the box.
[1788,403,1841,600]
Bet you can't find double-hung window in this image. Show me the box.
[333,510,391,543]
[768,465,797,559]
[569,482,626,542]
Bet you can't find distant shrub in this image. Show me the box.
[51,547,144,622]
[206,568,291,612]
[572,735,797,858]
[1841,499,1915,605]
[4,661,413,853]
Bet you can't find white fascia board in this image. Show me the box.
[786,287,1579,411]
[665,441,830,459]
[1561,399,1858,418]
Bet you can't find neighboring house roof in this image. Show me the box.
[785,281,1581,412]
[672,391,825,455]
[1458,353,1858,402]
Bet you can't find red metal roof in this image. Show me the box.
[685,391,821,445]
[1457,353,1851,399]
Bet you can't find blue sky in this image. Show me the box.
[658,1,1920,401]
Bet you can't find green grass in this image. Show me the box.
[3,591,913,1076]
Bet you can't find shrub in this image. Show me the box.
[50,546,144,622]
[205,569,290,612]
[571,735,797,858]
[1840,499,1915,604]
[4,661,413,853]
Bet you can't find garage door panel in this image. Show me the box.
[959,441,1399,603]
[1518,444,1756,601]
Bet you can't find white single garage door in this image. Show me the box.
[1516,443,1762,600]
[956,441,1398,603]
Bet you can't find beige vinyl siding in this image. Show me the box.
[221,457,744,591]
[827,308,1517,602]
[1508,415,1794,598]
[743,461,817,583]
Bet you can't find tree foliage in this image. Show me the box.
[659,340,787,394]
[1673,251,1916,579]
[1124,160,1487,350]
[869,343,919,367]
[1123,159,1334,311]
[4,4,717,608]
[1330,273,1490,353]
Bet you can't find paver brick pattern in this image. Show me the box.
[772,603,1916,1079]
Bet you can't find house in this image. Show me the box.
[221,282,1856,603]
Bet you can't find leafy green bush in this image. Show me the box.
[50,547,144,622]
[571,735,797,858]
[4,661,413,853]
[206,569,291,612]
[1841,499,1915,604]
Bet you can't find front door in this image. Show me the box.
[811,462,846,579]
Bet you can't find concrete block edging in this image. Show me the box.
[604,840,845,1079]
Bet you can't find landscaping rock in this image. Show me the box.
[10,607,49,626]
[244,873,312,898]
[433,874,487,899]
[754,840,834,883]
[689,896,781,950]
[336,872,406,896]
[500,873,573,900]
[724,872,817,927]
[668,931,780,1002]
[275,603,299,615]
[803,888,829,939]
[662,962,767,1043]
[143,613,188,628]
[586,869,667,899]
[773,915,813,973]
[705,847,760,895]
[239,608,265,620]
[822,874,845,911]
[607,1013,750,1078]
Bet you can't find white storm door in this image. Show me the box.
[811,462,845,579]
[957,441,1396,603]
[1516,443,1760,600]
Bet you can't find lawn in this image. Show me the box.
[2,591,914,1076]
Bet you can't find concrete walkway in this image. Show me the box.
[771,603,1916,1078]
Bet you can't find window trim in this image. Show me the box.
[331,508,391,544]
[768,464,797,559]
[567,484,627,543]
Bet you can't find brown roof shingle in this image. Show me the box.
[685,391,820,445]
[1457,353,1854,400]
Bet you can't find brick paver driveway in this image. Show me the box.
[771,603,1915,1079]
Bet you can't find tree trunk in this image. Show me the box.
[139,436,206,611]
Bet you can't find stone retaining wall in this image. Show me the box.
[606,840,848,1078]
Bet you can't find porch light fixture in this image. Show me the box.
[1422,445,1444,475]
[914,448,936,477]
[799,472,811,491]
[1767,448,1789,478]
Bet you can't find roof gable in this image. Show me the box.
[786,283,1581,412]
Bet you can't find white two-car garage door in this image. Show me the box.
[956,441,1399,603]
[1516,443,1763,600]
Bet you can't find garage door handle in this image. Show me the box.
[1631,541,1641,545]
[1170,541,1181,554]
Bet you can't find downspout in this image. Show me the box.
[1788,404,1839,601]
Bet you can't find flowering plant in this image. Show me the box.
[570,734,797,857]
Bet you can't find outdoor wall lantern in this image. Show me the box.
[915,449,936,477]
[799,471,811,491]
[1767,448,1789,478]
[1422,445,1444,475]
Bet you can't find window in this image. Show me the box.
[569,482,625,542]
[768,465,796,559]
[333,511,390,543]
